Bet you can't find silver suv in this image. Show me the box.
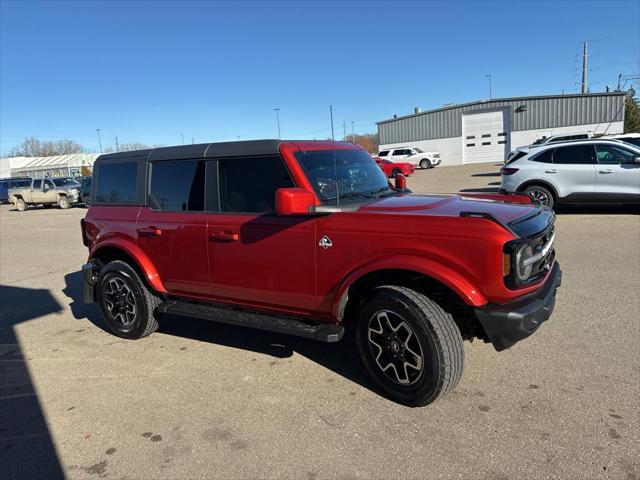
[500,139,640,208]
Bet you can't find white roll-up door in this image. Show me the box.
[462,110,509,164]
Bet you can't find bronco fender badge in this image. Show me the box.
[319,235,333,249]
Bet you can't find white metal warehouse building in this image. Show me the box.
[0,153,99,179]
[377,92,626,166]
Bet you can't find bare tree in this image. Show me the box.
[103,142,164,153]
[10,137,85,157]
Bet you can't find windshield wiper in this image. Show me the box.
[339,192,375,200]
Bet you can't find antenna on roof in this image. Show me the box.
[330,105,339,208]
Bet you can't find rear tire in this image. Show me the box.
[82,195,91,208]
[58,195,70,209]
[97,260,161,339]
[355,285,464,407]
[523,185,554,208]
[15,198,27,212]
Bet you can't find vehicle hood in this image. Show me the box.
[357,193,553,237]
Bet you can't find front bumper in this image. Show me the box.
[82,261,100,303]
[474,262,562,351]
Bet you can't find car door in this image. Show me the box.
[136,159,212,299]
[594,143,640,201]
[548,144,597,199]
[42,179,57,203]
[207,155,316,313]
[30,179,44,203]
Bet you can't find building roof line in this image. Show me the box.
[376,92,626,125]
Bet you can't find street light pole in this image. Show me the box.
[274,108,281,139]
[96,129,102,153]
[181,133,185,145]
[485,74,492,100]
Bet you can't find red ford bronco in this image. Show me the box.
[81,140,561,406]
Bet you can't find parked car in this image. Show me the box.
[602,132,640,148]
[374,157,415,177]
[9,177,81,211]
[378,147,441,169]
[81,140,561,407]
[0,178,31,204]
[500,139,640,208]
[531,132,593,145]
[79,176,92,207]
[506,132,595,162]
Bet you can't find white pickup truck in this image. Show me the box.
[9,177,81,211]
[378,147,441,169]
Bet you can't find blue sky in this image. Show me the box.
[1,0,638,155]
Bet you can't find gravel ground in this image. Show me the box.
[1,164,638,479]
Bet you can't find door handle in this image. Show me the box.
[137,227,162,238]
[598,169,614,174]
[209,231,239,242]
[545,170,558,174]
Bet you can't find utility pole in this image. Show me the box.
[115,136,119,152]
[351,121,354,142]
[485,74,492,100]
[617,74,622,91]
[192,138,195,144]
[181,133,185,145]
[581,41,588,94]
[96,129,102,153]
[273,108,281,139]
[343,120,346,141]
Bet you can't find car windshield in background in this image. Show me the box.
[295,148,392,204]
[620,137,640,148]
[51,178,80,187]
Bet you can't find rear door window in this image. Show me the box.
[378,151,389,157]
[531,149,554,163]
[149,160,206,211]
[552,145,596,164]
[95,162,138,204]
[218,156,294,213]
[33,179,42,189]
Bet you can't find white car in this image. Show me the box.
[500,139,640,208]
[506,132,595,163]
[602,132,640,148]
[378,147,441,169]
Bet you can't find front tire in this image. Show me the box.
[522,185,554,208]
[419,159,430,169]
[58,195,70,209]
[97,260,160,339]
[355,286,464,406]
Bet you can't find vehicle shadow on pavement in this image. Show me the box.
[0,284,65,480]
[63,272,380,400]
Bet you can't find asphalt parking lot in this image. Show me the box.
[1,164,638,480]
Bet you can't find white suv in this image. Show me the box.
[500,139,640,208]
[378,147,441,169]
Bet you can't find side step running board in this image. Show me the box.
[157,300,344,343]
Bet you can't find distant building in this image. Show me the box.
[377,92,625,166]
[0,153,99,179]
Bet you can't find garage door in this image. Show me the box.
[462,110,509,164]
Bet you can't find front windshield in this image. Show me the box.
[413,147,424,153]
[51,178,80,187]
[620,138,640,148]
[295,148,392,205]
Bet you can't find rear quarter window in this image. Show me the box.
[530,148,554,163]
[95,161,138,204]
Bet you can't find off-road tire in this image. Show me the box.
[522,184,554,209]
[15,198,27,212]
[355,285,464,407]
[96,260,161,339]
[58,195,70,209]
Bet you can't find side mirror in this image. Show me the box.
[275,188,317,215]
[394,173,407,191]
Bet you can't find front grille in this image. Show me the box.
[525,225,555,284]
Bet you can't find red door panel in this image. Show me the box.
[207,214,316,314]
[136,208,210,299]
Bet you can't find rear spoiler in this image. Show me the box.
[457,192,533,205]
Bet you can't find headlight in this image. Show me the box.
[515,244,533,281]
[70,189,78,194]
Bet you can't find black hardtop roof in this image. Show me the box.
[95,139,284,164]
